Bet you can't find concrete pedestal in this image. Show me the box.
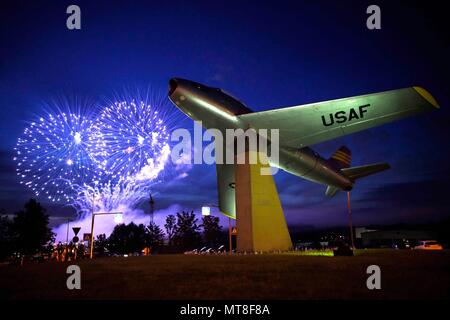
[235,151,292,252]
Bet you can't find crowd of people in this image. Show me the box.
[50,242,87,262]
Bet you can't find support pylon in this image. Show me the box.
[235,151,292,252]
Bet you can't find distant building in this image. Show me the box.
[359,229,436,248]
[355,227,377,239]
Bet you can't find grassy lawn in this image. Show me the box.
[1,249,449,300]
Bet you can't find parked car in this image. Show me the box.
[198,246,208,254]
[184,245,227,255]
[184,246,206,255]
[414,240,443,250]
[30,252,50,263]
[215,245,226,254]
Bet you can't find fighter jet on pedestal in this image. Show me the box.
[169,78,438,215]
[168,78,438,251]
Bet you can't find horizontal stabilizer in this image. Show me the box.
[341,163,390,181]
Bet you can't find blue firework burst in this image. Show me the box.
[87,99,171,182]
[14,111,97,202]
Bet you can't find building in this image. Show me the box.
[359,229,436,248]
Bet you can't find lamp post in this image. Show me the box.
[202,204,234,255]
[65,218,73,245]
[149,193,155,225]
[228,216,232,255]
[347,192,355,249]
[89,195,123,259]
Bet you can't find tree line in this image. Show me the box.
[0,199,54,260]
[0,199,225,261]
[100,210,223,254]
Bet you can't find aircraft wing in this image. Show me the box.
[238,87,439,148]
[216,162,236,219]
[215,139,236,219]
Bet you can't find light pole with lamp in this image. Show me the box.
[202,204,234,254]
[347,192,355,249]
[149,193,155,225]
[65,218,73,245]
[89,195,123,259]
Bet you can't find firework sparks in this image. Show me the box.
[87,100,170,183]
[14,93,183,218]
[14,112,96,203]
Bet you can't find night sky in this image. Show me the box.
[1,0,449,229]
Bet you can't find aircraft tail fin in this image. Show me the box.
[340,162,390,180]
[328,146,352,169]
[325,162,390,197]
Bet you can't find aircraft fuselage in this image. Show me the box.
[168,78,354,191]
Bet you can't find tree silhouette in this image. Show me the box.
[108,222,147,254]
[201,215,222,246]
[173,211,201,251]
[164,214,177,245]
[94,233,108,254]
[12,199,54,255]
[146,222,165,252]
[0,209,13,260]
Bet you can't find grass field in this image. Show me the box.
[1,249,449,300]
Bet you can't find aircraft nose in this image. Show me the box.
[168,78,178,96]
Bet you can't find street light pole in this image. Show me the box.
[202,203,234,254]
[229,217,232,255]
[90,194,95,259]
[149,193,155,225]
[347,191,355,249]
[89,213,96,259]
[89,194,123,259]
[89,211,123,259]
[66,218,71,244]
